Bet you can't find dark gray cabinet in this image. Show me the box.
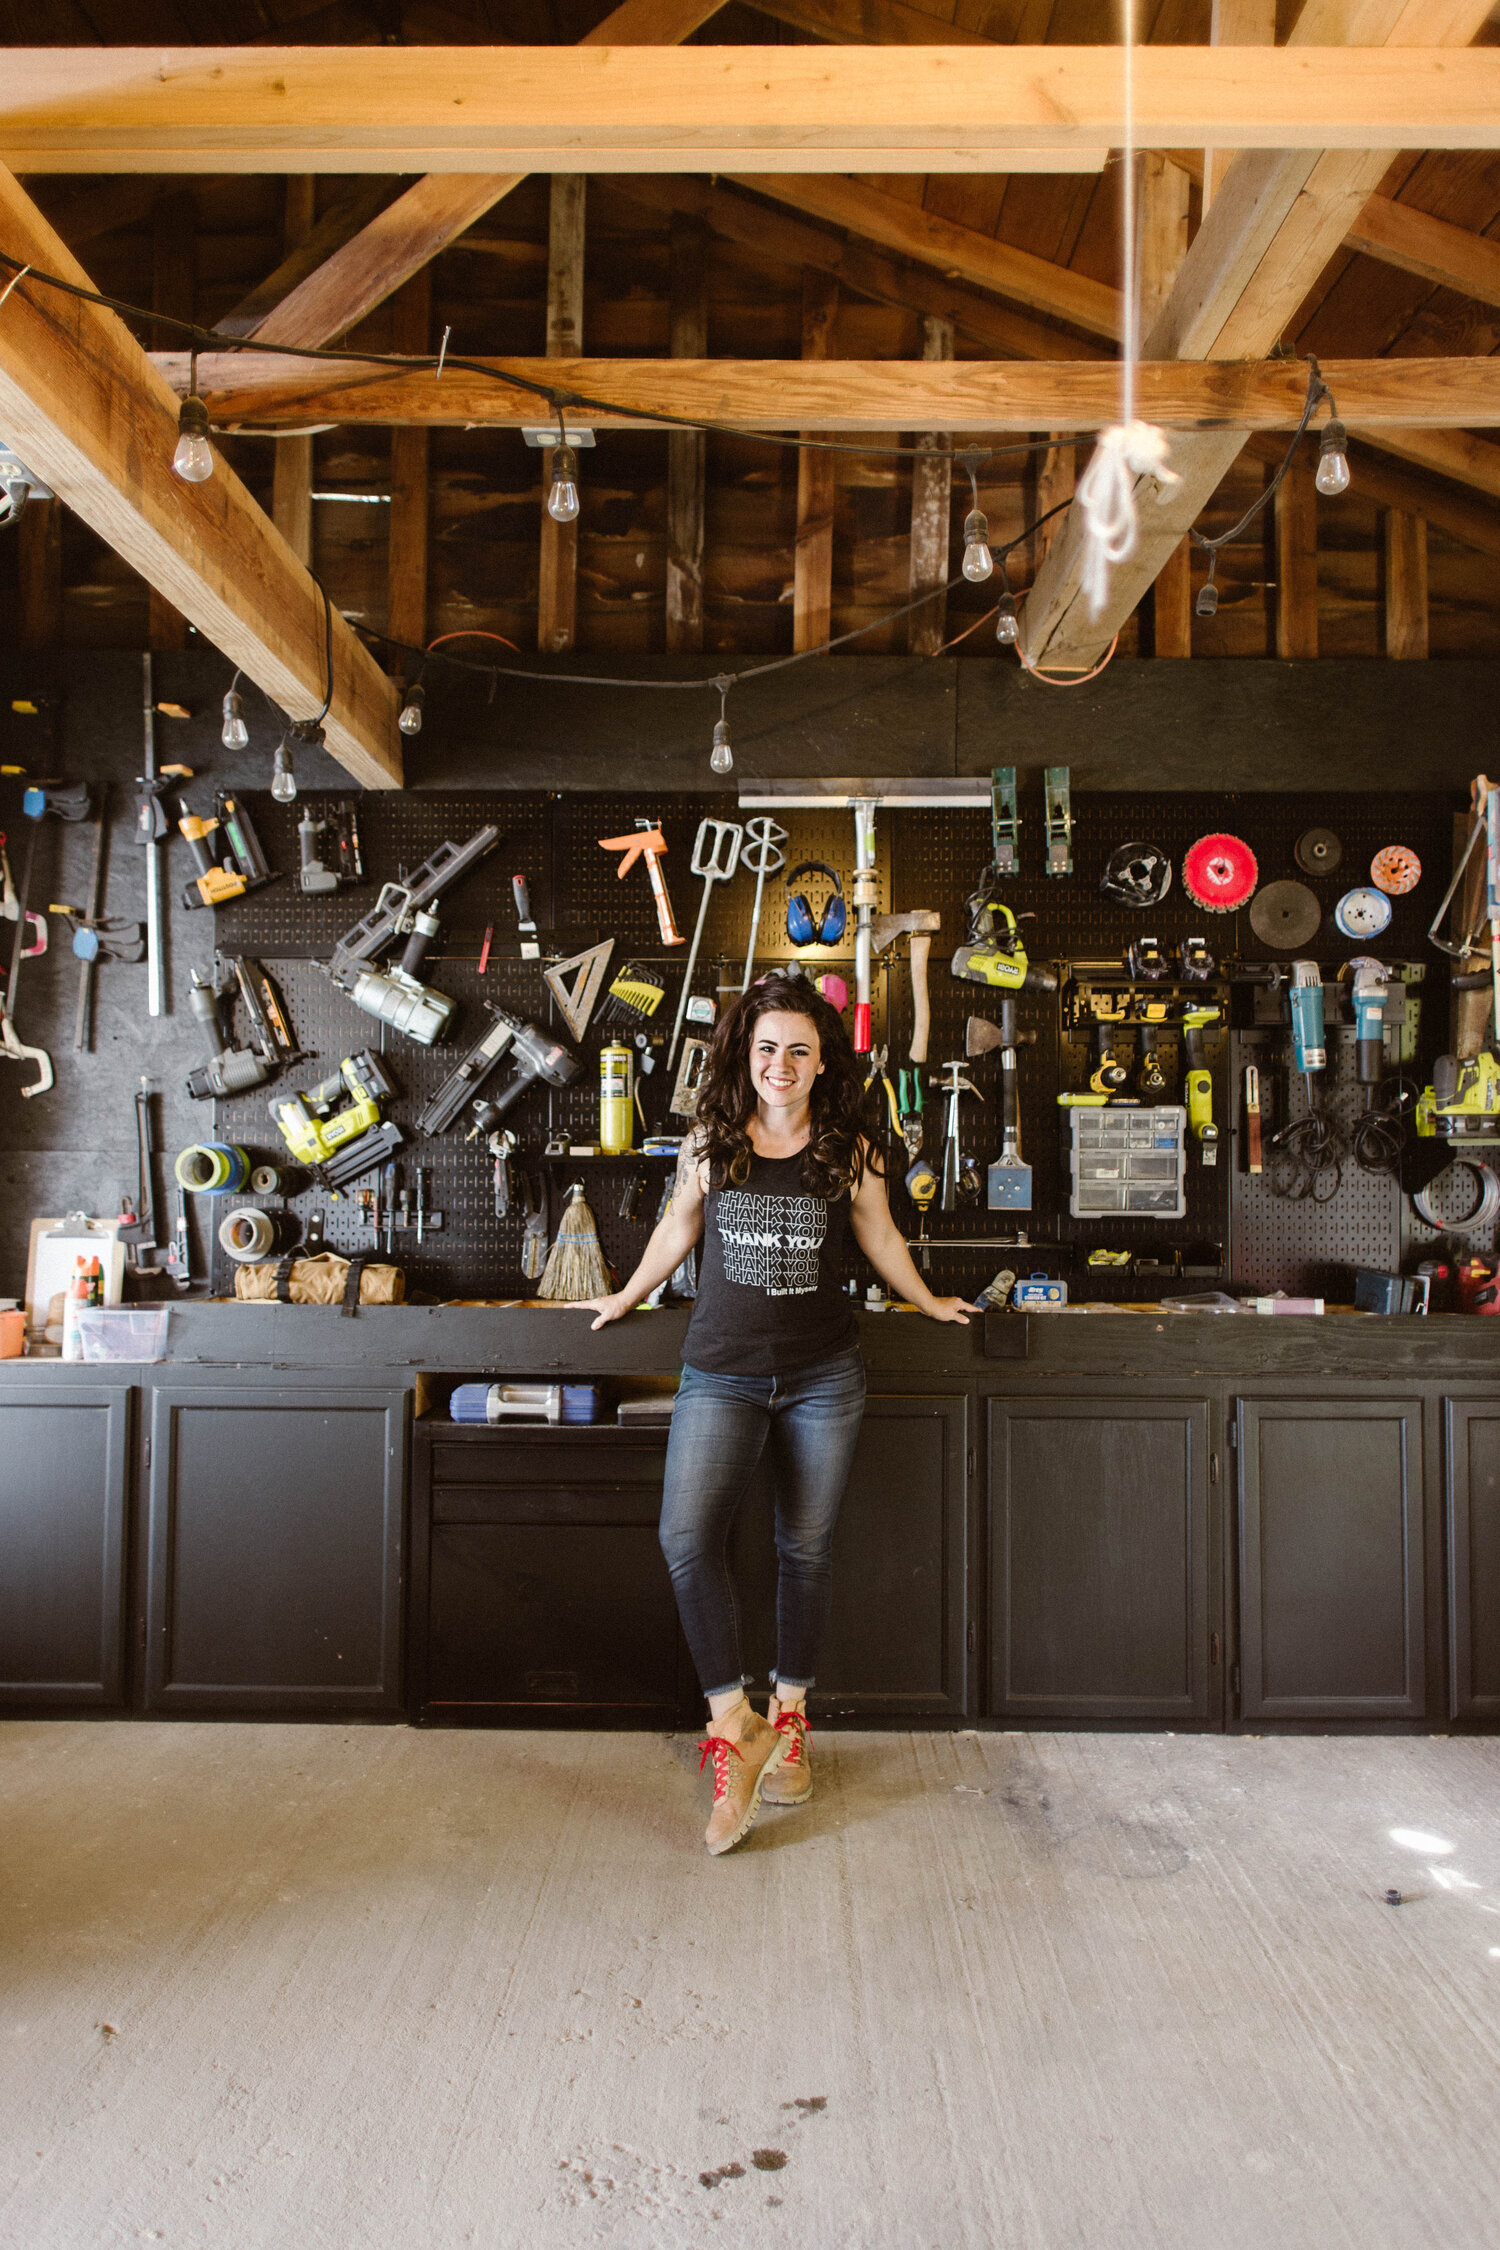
[1445,1399,1500,1723]
[1236,1396,1425,1722]
[987,1395,1214,1723]
[144,1386,406,1714]
[414,1426,690,1724]
[731,1390,970,1719]
[0,1385,131,1707]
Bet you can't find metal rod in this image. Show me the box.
[73,779,108,1053]
[142,653,163,1017]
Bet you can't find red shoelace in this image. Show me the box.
[697,1735,743,1800]
[774,1711,811,1765]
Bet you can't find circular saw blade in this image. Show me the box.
[1295,826,1343,876]
[1371,844,1421,896]
[1182,833,1259,913]
[1250,879,1322,949]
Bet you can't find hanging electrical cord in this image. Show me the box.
[1350,1075,1416,1178]
[0,246,1087,476]
[1268,1097,1343,1203]
[1191,358,1344,613]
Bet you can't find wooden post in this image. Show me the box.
[1137,154,1190,337]
[1032,434,1074,572]
[272,178,317,568]
[538,175,585,654]
[1154,538,1194,657]
[666,213,707,654]
[1275,451,1319,660]
[387,268,432,663]
[793,269,838,653]
[16,498,62,649]
[1204,0,1277,216]
[1384,509,1429,659]
[150,186,196,651]
[907,315,953,657]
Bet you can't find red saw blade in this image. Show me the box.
[1182,833,1258,913]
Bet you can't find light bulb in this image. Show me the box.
[547,442,581,524]
[172,395,215,484]
[399,682,426,736]
[270,736,297,804]
[1195,577,1218,619]
[995,592,1019,644]
[1315,418,1350,497]
[710,719,734,776]
[220,688,249,752]
[961,508,994,584]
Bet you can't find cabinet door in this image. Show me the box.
[988,1396,1213,1723]
[730,1392,969,1719]
[145,1387,406,1714]
[1237,1397,1424,1722]
[0,1387,130,1707]
[1445,1400,1500,1723]
[419,1428,688,1723]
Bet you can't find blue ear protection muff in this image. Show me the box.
[785,861,847,947]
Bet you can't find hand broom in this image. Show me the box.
[538,1181,612,1301]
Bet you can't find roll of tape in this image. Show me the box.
[249,1165,282,1196]
[218,1206,277,1261]
[175,1142,250,1195]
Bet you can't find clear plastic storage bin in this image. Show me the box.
[75,1307,170,1362]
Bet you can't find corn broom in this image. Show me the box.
[538,1181,612,1301]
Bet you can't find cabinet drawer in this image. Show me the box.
[427,1434,668,1488]
[433,1481,664,1528]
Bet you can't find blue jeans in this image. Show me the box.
[659,1345,867,1699]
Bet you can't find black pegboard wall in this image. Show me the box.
[202,787,1470,1304]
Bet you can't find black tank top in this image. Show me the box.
[684,1148,858,1376]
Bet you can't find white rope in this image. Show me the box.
[1074,0,1179,617]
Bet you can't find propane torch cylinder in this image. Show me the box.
[599,1043,634,1153]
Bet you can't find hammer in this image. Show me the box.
[870,910,941,1063]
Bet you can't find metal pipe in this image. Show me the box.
[142,653,163,1017]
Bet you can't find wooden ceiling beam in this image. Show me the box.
[1017,0,1497,670]
[0,168,401,790]
[233,0,734,350]
[14,46,1500,172]
[726,175,1119,337]
[153,351,1500,432]
[1345,191,1500,313]
[610,176,1106,363]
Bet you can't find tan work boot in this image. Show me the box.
[761,1708,813,1806]
[697,1711,787,1856]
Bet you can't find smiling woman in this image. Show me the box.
[575,971,970,1855]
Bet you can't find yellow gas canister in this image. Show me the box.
[599,1042,634,1153]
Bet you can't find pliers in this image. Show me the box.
[898,1066,924,1156]
[864,1044,902,1140]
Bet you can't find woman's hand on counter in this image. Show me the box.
[575,1292,638,1330]
[920,1295,973,1325]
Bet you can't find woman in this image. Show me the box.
[580,974,970,1857]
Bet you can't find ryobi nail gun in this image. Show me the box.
[269,1049,403,1189]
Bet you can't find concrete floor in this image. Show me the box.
[2,1728,1499,2250]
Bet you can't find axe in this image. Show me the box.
[870,909,940,1063]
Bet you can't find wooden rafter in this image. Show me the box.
[1018,0,1498,669]
[1345,192,1500,314]
[13,47,1500,173]
[0,168,400,789]
[226,0,735,351]
[155,353,1500,433]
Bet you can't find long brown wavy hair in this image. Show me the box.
[693,972,876,1198]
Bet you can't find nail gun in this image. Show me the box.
[323,823,500,1046]
[950,896,1058,996]
[269,1049,404,1190]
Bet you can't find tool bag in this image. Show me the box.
[234,1251,405,1314]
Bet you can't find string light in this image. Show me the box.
[994,560,1020,645]
[547,409,581,524]
[172,353,215,484]
[398,679,426,736]
[957,449,994,583]
[1195,556,1219,619]
[709,675,734,775]
[220,678,250,750]
[270,731,298,803]
[1316,414,1351,497]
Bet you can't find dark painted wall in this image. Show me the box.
[1,649,1493,1301]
